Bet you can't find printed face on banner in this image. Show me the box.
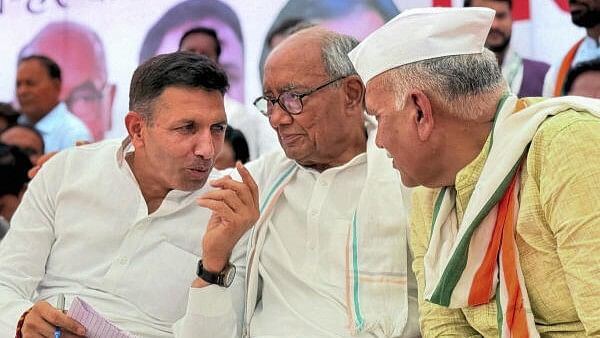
[154,17,245,103]
[19,21,115,141]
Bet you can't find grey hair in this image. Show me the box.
[383,49,507,120]
[321,33,359,79]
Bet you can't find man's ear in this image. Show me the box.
[410,90,434,142]
[343,75,365,112]
[125,111,145,147]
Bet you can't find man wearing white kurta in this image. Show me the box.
[175,27,420,338]
[0,53,258,338]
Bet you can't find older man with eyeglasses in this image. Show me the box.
[174,26,421,338]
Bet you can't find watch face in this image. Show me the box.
[223,264,236,287]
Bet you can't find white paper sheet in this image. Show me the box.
[66,297,137,338]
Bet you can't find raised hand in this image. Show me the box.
[197,161,259,273]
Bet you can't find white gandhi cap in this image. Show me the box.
[348,7,495,84]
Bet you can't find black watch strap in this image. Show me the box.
[196,260,235,287]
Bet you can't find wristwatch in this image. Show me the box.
[196,260,236,287]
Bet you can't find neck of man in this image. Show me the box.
[588,24,600,43]
[495,48,508,67]
[433,98,499,188]
[27,101,59,124]
[126,152,169,214]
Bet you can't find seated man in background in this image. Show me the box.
[564,57,600,98]
[350,6,600,336]
[175,27,420,338]
[0,124,45,164]
[464,0,549,97]
[0,143,32,239]
[15,55,92,152]
[214,125,249,170]
[179,27,279,159]
[0,52,258,338]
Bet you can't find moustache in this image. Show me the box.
[488,28,507,38]
[187,160,213,171]
[569,0,588,7]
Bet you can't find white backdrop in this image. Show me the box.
[0,0,585,139]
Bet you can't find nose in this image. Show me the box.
[193,129,215,159]
[268,103,293,129]
[16,83,27,98]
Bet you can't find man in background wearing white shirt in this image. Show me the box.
[0,52,258,338]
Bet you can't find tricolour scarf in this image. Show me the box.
[423,95,600,337]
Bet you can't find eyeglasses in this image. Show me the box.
[253,76,347,117]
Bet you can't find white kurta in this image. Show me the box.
[0,138,221,338]
[176,116,420,338]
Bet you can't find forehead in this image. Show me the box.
[17,59,48,78]
[151,86,226,122]
[158,18,242,56]
[263,34,325,87]
[1,127,43,146]
[182,32,217,48]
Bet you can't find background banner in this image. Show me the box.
[0,0,584,139]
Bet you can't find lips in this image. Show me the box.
[279,133,303,145]
[186,167,210,180]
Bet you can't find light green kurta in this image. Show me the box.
[410,108,600,337]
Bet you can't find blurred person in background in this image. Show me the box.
[564,57,600,97]
[178,26,279,159]
[0,103,19,133]
[0,143,33,239]
[140,0,246,103]
[19,21,116,141]
[15,55,92,152]
[544,0,600,96]
[0,124,45,164]
[214,125,249,170]
[465,0,550,96]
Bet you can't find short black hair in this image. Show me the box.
[564,57,600,94]
[0,103,20,131]
[139,0,243,64]
[464,0,512,9]
[129,52,229,122]
[225,125,249,164]
[18,54,61,81]
[1,124,45,155]
[179,27,222,59]
[0,143,33,197]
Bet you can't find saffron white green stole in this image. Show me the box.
[424,95,600,337]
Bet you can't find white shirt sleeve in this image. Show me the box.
[0,160,59,335]
[173,229,249,338]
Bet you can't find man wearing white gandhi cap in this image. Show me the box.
[350,6,600,338]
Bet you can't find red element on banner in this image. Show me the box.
[512,0,569,21]
[554,0,570,12]
[432,0,452,7]
[512,0,531,21]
